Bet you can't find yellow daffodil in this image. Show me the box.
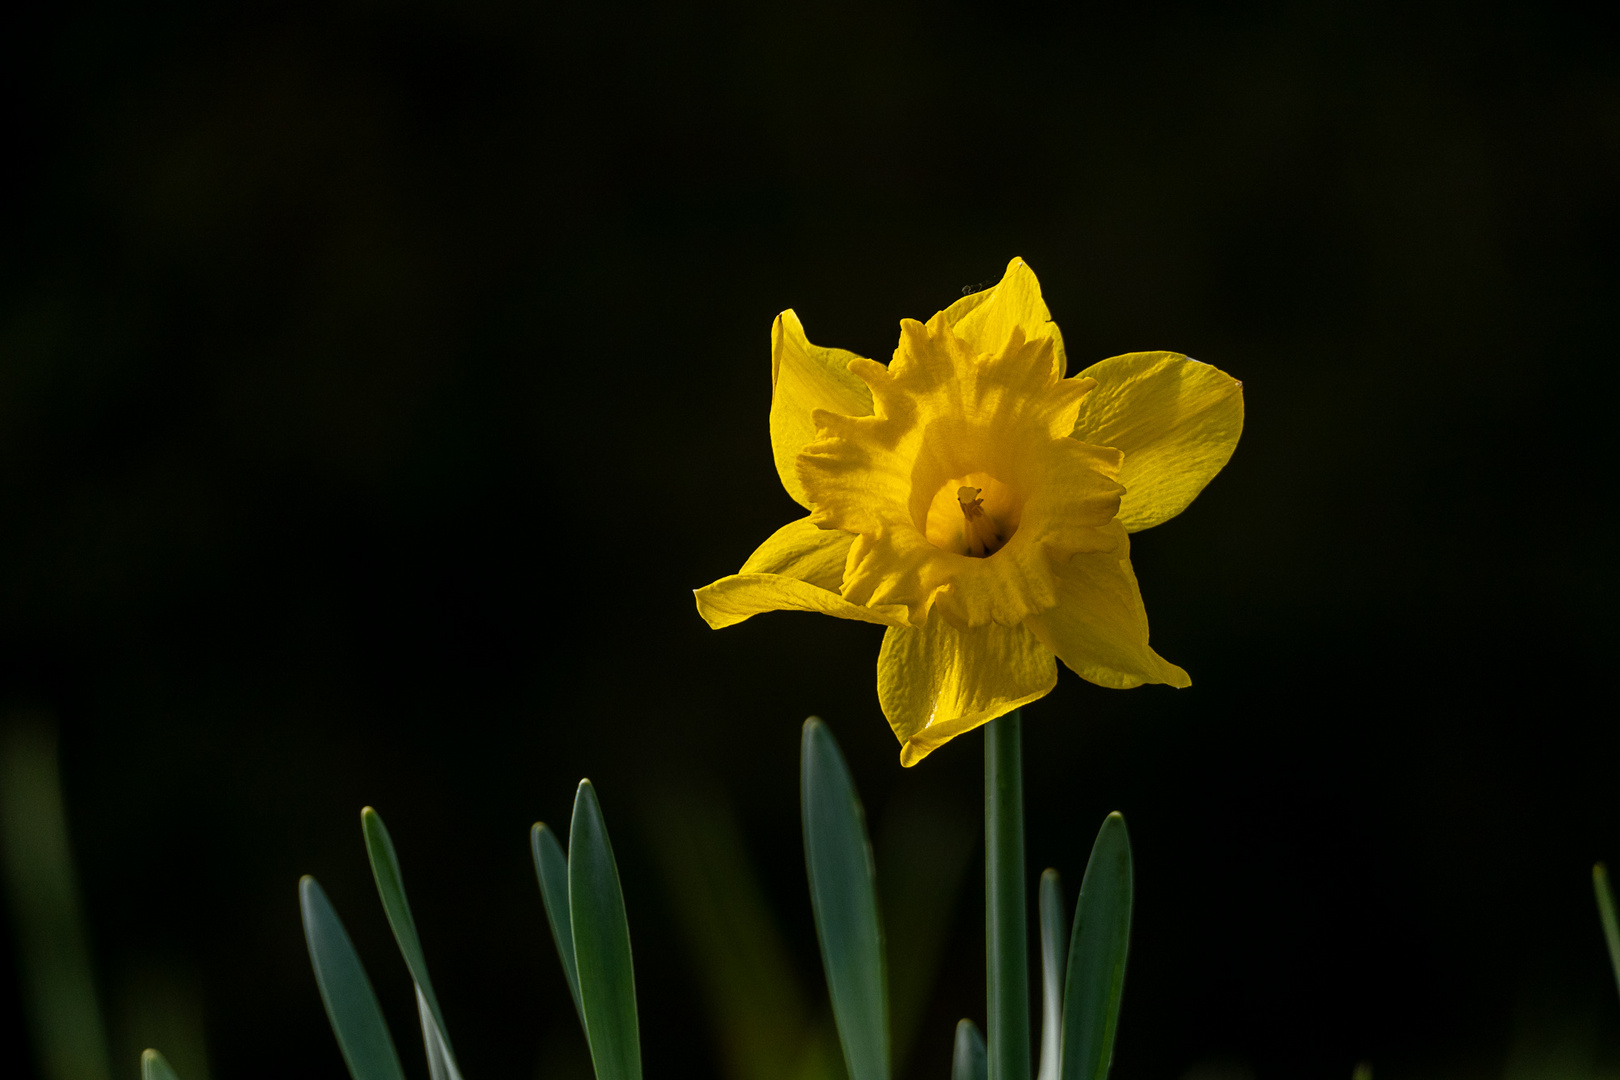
[696,258,1243,765]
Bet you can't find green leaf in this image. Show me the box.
[140,1050,181,1080]
[1594,863,1620,1006]
[417,985,464,1080]
[801,717,889,1080]
[1037,869,1068,1080]
[951,1020,988,1080]
[360,807,459,1072]
[532,821,586,1032]
[300,876,407,1080]
[1059,814,1133,1080]
[569,780,642,1080]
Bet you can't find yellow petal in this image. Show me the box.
[943,257,1067,378]
[737,516,850,586]
[771,310,874,509]
[1071,352,1243,532]
[878,614,1056,766]
[1024,522,1190,690]
[694,517,910,629]
[695,573,911,629]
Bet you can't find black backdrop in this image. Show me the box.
[3,0,1618,1077]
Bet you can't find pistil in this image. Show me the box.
[958,486,1002,557]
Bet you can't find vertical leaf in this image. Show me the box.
[299,876,407,1080]
[0,717,112,1080]
[532,822,586,1031]
[417,985,464,1080]
[569,780,642,1080]
[801,718,889,1080]
[1594,863,1620,1006]
[140,1050,181,1080]
[1036,869,1068,1080]
[1059,814,1133,1080]
[360,808,459,1072]
[952,1020,988,1080]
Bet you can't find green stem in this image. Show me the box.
[985,712,1029,1080]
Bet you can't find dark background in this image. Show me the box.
[3,0,1618,1077]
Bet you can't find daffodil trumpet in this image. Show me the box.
[695,257,1244,766]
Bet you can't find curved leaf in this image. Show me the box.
[1059,814,1133,1080]
[299,876,407,1080]
[140,1050,181,1080]
[360,808,458,1071]
[569,780,642,1080]
[801,718,888,1080]
[1037,869,1068,1080]
[952,1019,988,1080]
[1594,862,1620,1005]
[417,985,464,1080]
[531,822,586,1031]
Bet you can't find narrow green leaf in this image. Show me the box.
[569,780,642,1080]
[417,985,464,1080]
[532,821,586,1032]
[801,717,889,1080]
[300,876,408,1080]
[0,717,112,1080]
[1594,863,1620,1006]
[1059,813,1133,1080]
[140,1050,181,1080]
[1037,869,1068,1080]
[360,807,458,1071]
[952,1019,988,1080]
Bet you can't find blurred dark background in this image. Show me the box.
[2,0,1618,1077]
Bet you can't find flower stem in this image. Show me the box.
[985,711,1029,1080]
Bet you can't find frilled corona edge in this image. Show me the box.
[695,257,1243,765]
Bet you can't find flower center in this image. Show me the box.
[922,472,1021,557]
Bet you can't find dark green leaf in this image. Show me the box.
[801,718,888,1080]
[1594,863,1620,1006]
[140,1050,180,1080]
[952,1019,988,1080]
[417,985,463,1080]
[1037,868,1068,1080]
[532,821,586,1032]
[360,808,458,1070]
[1059,814,1132,1080]
[299,876,407,1080]
[569,780,642,1080]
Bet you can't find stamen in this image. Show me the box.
[958,486,1001,557]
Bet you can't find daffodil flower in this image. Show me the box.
[696,258,1243,765]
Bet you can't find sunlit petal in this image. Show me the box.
[943,257,1068,379]
[1072,351,1243,532]
[878,616,1057,766]
[770,310,874,509]
[1025,522,1190,689]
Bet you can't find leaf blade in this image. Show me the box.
[1037,869,1068,1080]
[417,985,464,1080]
[952,1019,988,1080]
[140,1050,181,1080]
[360,807,458,1070]
[1059,813,1133,1080]
[801,718,889,1080]
[532,821,587,1032]
[1594,862,1620,1006]
[300,876,408,1080]
[569,780,642,1080]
